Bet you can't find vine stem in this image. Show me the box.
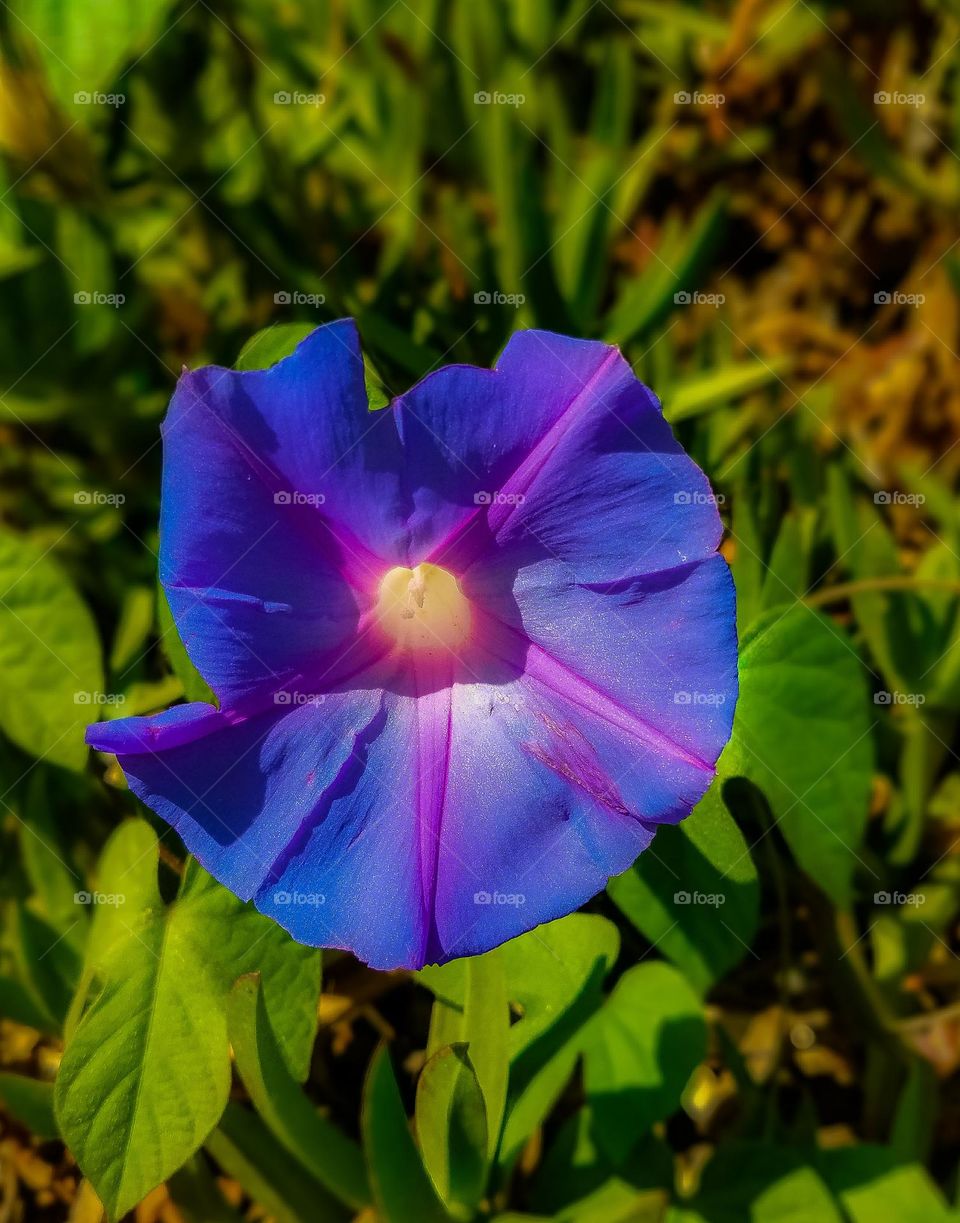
[805,577,960,607]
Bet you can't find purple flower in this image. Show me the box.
[88,321,737,970]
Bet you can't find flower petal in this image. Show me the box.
[393,330,644,560]
[408,332,719,581]
[85,691,384,903]
[96,322,739,971]
[468,554,738,769]
[161,320,403,706]
[255,610,718,968]
[253,686,428,969]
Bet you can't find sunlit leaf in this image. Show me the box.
[0,528,102,771]
[56,820,320,1217]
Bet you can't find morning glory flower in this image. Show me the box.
[87,320,737,970]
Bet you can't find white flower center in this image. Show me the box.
[376,563,471,654]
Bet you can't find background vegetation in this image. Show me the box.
[0,0,958,1219]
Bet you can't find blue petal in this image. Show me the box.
[160,320,402,706]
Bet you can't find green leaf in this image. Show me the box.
[0,972,55,1031]
[499,914,620,1058]
[109,585,155,673]
[500,919,618,1167]
[418,913,620,1056]
[759,509,815,614]
[56,209,118,353]
[826,465,917,690]
[531,1111,673,1215]
[581,962,706,1163]
[20,782,86,952]
[680,1144,842,1222]
[361,1045,448,1223]
[500,1041,582,1172]
[11,904,78,1029]
[418,916,620,1169]
[0,1073,59,1140]
[608,779,759,994]
[464,954,509,1158]
[228,975,370,1211]
[12,0,177,113]
[167,1154,245,1223]
[733,606,874,906]
[235,322,317,371]
[157,585,216,706]
[730,484,766,635]
[665,359,791,425]
[604,193,727,345]
[0,527,103,771]
[208,1102,348,1223]
[814,1145,954,1223]
[416,1043,488,1213]
[55,820,320,1217]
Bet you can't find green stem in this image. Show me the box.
[805,576,960,607]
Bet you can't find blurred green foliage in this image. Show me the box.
[1,0,960,1219]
